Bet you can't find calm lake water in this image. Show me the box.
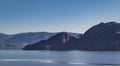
[0,50,120,66]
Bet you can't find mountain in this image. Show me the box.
[0,33,13,49]
[23,32,77,50]
[0,33,11,43]
[0,32,79,49]
[23,22,120,51]
[76,22,120,51]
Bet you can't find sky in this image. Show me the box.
[0,0,120,34]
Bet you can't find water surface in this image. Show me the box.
[0,50,120,66]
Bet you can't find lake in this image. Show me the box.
[0,50,120,66]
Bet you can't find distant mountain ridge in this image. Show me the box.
[0,32,79,49]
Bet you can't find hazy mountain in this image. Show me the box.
[0,33,11,43]
[0,32,79,49]
[0,33,13,49]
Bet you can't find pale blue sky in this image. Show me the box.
[0,0,120,34]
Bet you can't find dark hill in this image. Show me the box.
[23,32,77,50]
[76,22,120,51]
[23,22,120,51]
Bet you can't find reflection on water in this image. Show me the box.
[0,50,120,66]
[0,59,120,65]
